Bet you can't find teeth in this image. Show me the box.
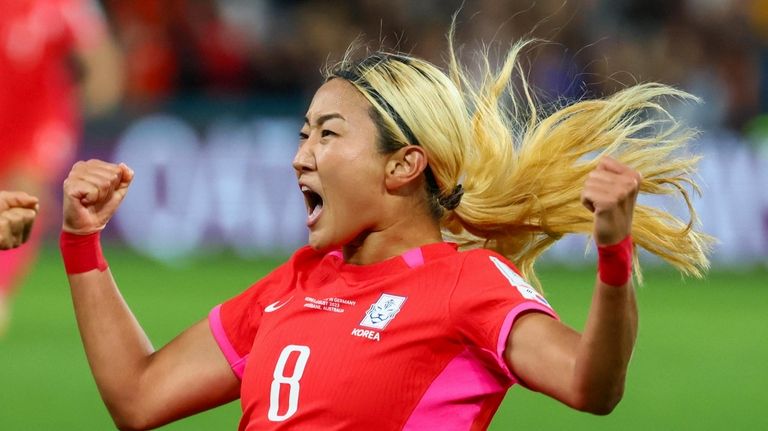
[301,185,310,192]
[311,204,322,217]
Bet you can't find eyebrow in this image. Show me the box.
[304,113,345,126]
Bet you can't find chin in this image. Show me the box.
[307,232,337,253]
[307,226,355,254]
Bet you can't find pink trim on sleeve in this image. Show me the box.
[208,305,248,380]
[495,302,559,382]
[401,247,425,268]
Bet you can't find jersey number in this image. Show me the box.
[268,345,310,422]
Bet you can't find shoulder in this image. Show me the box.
[456,248,524,284]
[229,246,321,303]
[453,248,550,307]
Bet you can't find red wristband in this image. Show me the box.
[597,235,633,286]
[60,231,108,275]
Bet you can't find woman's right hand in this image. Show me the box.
[62,160,134,234]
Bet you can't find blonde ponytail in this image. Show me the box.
[446,42,712,287]
[327,36,713,289]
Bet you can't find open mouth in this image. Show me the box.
[301,185,324,226]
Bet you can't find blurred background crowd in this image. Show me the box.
[2,0,767,266]
[101,0,767,136]
[84,0,768,265]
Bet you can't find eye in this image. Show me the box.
[321,129,336,138]
[299,131,308,140]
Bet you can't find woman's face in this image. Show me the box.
[294,78,389,251]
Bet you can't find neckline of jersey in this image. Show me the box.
[325,241,459,281]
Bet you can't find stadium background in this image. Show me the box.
[2,0,767,429]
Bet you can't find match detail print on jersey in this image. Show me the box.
[303,296,357,313]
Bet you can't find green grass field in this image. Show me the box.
[1,244,766,430]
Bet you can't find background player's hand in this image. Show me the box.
[0,191,39,249]
[62,160,134,235]
[581,156,642,246]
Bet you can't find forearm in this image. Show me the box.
[68,268,155,419]
[509,159,643,414]
[571,279,637,413]
[59,161,240,430]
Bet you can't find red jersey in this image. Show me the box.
[0,0,105,175]
[209,242,558,430]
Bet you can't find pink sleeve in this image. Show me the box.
[207,252,305,379]
[449,251,558,383]
[208,284,263,380]
[209,305,249,379]
[494,302,559,382]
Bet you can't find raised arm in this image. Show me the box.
[505,157,641,415]
[62,160,239,430]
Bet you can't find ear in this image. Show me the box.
[384,145,429,192]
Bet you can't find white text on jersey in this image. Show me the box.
[351,328,380,341]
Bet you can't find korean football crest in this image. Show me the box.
[359,294,407,329]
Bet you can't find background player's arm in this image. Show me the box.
[505,157,640,414]
[63,160,239,430]
[73,22,124,116]
[63,0,124,116]
[0,191,39,250]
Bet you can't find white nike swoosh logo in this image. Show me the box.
[264,297,293,313]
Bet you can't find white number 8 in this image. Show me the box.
[268,345,311,422]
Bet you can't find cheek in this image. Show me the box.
[320,150,382,193]
[315,136,384,216]
[328,175,376,216]
[322,163,383,236]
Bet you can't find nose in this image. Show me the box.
[292,143,315,173]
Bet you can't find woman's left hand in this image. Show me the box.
[581,156,643,246]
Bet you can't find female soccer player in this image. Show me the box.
[60,42,710,430]
[0,0,123,334]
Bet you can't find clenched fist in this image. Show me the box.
[0,191,39,250]
[581,157,643,246]
[62,160,134,235]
